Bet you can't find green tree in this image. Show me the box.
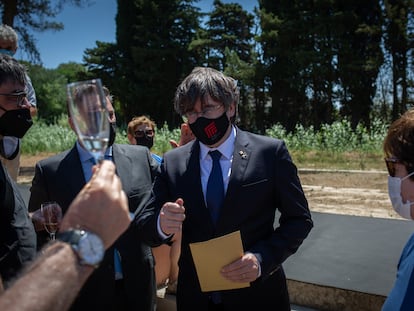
[55,61,87,83]
[383,0,414,120]
[335,0,383,129]
[203,0,254,70]
[259,0,383,131]
[191,1,255,129]
[115,0,201,127]
[259,0,311,132]
[25,62,68,122]
[83,42,119,90]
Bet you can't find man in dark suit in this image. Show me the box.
[134,67,314,310]
[29,90,159,311]
[0,54,36,288]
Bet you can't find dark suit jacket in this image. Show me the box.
[135,127,314,310]
[28,143,160,311]
[0,163,36,287]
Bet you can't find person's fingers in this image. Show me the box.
[160,200,185,235]
[221,253,260,283]
[30,211,45,232]
[169,139,179,148]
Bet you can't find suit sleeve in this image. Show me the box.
[133,156,172,247]
[250,141,313,278]
[28,162,47,213]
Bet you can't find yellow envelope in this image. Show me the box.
[189,230,250,292]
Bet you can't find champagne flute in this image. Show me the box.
[66,78,110,163]
[41,201,62,240]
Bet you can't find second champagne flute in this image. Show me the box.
[41,201,62,241]
[66,78,110,163]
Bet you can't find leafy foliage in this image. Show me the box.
[22,118,387,172]
[21,115,76,153]
[265,118,387,154]
[7,0,414,137]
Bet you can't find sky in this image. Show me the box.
[17,0,257,69]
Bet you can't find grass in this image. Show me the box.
[20,116,388,171]
[290,150,384,171]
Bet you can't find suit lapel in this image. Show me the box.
[217,129,251,228]
[58,146,86,212]
[111,144,130,183]
[228,131,251,191]
[184,142,214,226]
[187,142,205,203]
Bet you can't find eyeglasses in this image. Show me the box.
[134,129,154,137]
[0,91,27,107]
[183,104,223,122]
[385,157,402,177]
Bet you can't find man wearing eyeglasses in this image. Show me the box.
[29,89,159,311]
[134,67,313,310]
[0,54,36,288]
[0,24,37,181]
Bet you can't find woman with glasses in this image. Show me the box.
[127,115,162,163]
[382,109,414,310]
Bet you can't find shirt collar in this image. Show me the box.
[76,140,113,161]
[199,126,236,161]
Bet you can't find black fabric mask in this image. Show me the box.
[0,107,33,138]
[135,135,154,149]
[189,112,230,146]
[108,122,117,146]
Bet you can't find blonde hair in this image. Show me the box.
[127,115,156,135]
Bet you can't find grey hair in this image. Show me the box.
[0,25,18,45]
[174,67,239,122]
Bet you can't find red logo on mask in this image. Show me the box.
[204,121,218,138]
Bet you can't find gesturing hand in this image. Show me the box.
[159,198,186,236]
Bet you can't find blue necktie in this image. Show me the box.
[206,150,224,225]
[206,150,224,304]
[101,153,123,280]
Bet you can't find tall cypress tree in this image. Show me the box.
[116,0,201,127]
[383,0,414,121]
[335,0,383,129]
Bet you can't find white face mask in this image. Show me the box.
[388,171,414,219]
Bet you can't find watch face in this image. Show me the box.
[79,232,105,266]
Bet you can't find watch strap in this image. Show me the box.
[56,229,103,267]
[56,229,83,245]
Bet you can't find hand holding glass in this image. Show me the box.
[67,79,110,163]
[41,202,62,240]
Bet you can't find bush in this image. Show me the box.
[21,118,388,170]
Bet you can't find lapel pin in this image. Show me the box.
[239,150,247,159]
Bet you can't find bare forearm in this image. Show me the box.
[0,241,93,311]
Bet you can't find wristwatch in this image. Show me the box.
[57,229,105,267]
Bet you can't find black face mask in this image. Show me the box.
[189,112,230,146]
[108,122,117,146]
[135,135,154,149]
[0,107,33,138]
